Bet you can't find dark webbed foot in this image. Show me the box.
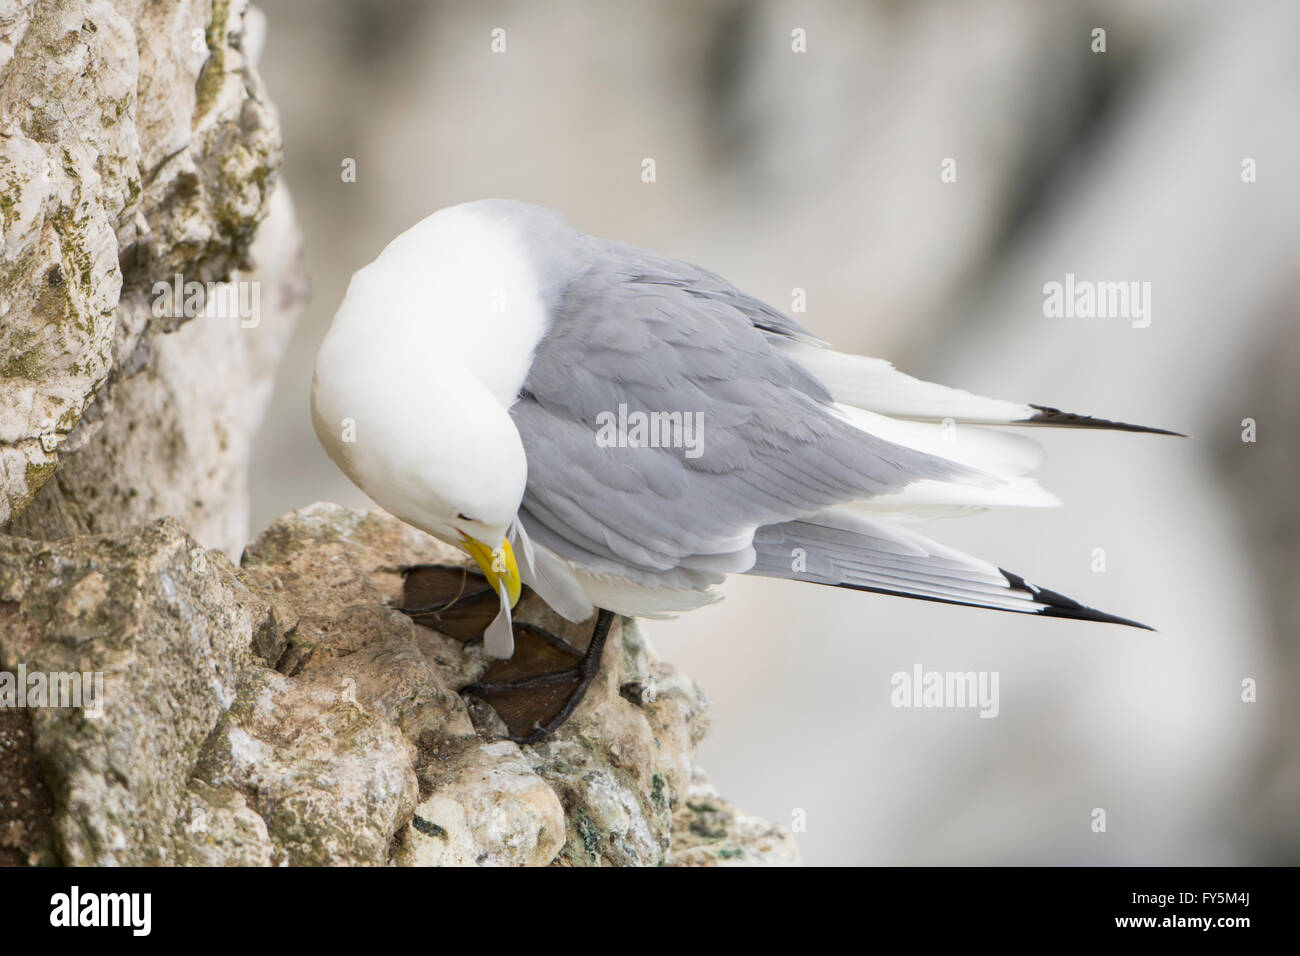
[399,565,613,744]
[462,610,614,744]
[399,563,501,640]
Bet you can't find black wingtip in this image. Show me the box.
[999,569,1155,631]
[1021,404,1187,438]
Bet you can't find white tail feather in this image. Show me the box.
[831,403,1061,517]
[781,340,1035,423]
[834,403,1044,477]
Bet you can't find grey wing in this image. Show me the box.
[748,509,1152,628]
[592,237,829,346]
[510,256,980,591]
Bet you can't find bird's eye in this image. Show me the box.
[457,512,475,522]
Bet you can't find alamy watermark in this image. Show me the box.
[890,663,999,718]
[1043,272,1151,328]
[50,886,150,935]
[595,403,705,459]
[152,273,260,328]
[0,665,104,718]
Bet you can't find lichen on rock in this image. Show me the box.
[0,516,270,864]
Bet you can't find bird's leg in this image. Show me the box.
[398,564,614,743]
[461,609,615,745]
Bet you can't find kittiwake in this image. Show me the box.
[312,199,1177,662]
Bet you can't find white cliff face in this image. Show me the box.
[1,0,303,558]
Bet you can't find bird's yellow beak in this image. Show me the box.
[461,535,521,609]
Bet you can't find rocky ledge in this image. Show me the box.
[0,503,797,866]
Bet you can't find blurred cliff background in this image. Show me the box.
[251,0,1299,865]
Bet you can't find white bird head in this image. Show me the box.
[309,202,561,653]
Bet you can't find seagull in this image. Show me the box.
[312,199,1176,737]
